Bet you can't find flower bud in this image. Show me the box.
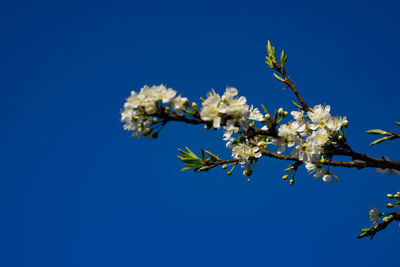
[227,170,233,175]
[264,114,271,120]
[222,164,228,169]
[164,106,170,113]
[243,169,252,176]
[282,174,289,180]
[278,108,284,115]
[143,128,152,136]
[289,178,295,185]
[386,203,394,208]
[343,120,349,127]
[383,215,393,222]
[192,102,198,111]
[283,111,288,117]
[387,194,394,199]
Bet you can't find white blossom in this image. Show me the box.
[248,105,264,121]
[273,121,305,154]
[308,104,332,130]
[369,206,380,228]
[172,95,188,116]
[291,110,304,121]
[326,116,348,132]
[232,143,262,164]
[200,91,222,129]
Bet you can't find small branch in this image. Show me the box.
[273,62,310,112]
[358,210,400,239]
[154,106,400,172]
[204,159,238,169]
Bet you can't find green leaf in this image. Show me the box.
[365,129,387,135]
[204,150,219,161]
[292,101,301,109]
[181,158,202,165]
[261,104,269,115]
[265,57,274,69]
[195,166,211,172]
[273,73,285,82]
[267,40,273,56]
[283,54,288,65]
[185,147,198,158]
[201,149,205,161]
[395,122,400,126]
[280,49,285,65]
[369,137,389,146]
[180,166,194,172]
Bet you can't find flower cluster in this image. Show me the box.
[272,104,348,181]
[121,85,350,182]
[231,143,262,164]
[121,85,188,138]
[200,87,264,131]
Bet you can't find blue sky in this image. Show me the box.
[1,0,400,266]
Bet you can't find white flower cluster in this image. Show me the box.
[232,143,262,164]
[200,87,264,130]
[121,85,188,138]
[273,104,348,182]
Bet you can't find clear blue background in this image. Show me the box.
[1,0,399,266]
